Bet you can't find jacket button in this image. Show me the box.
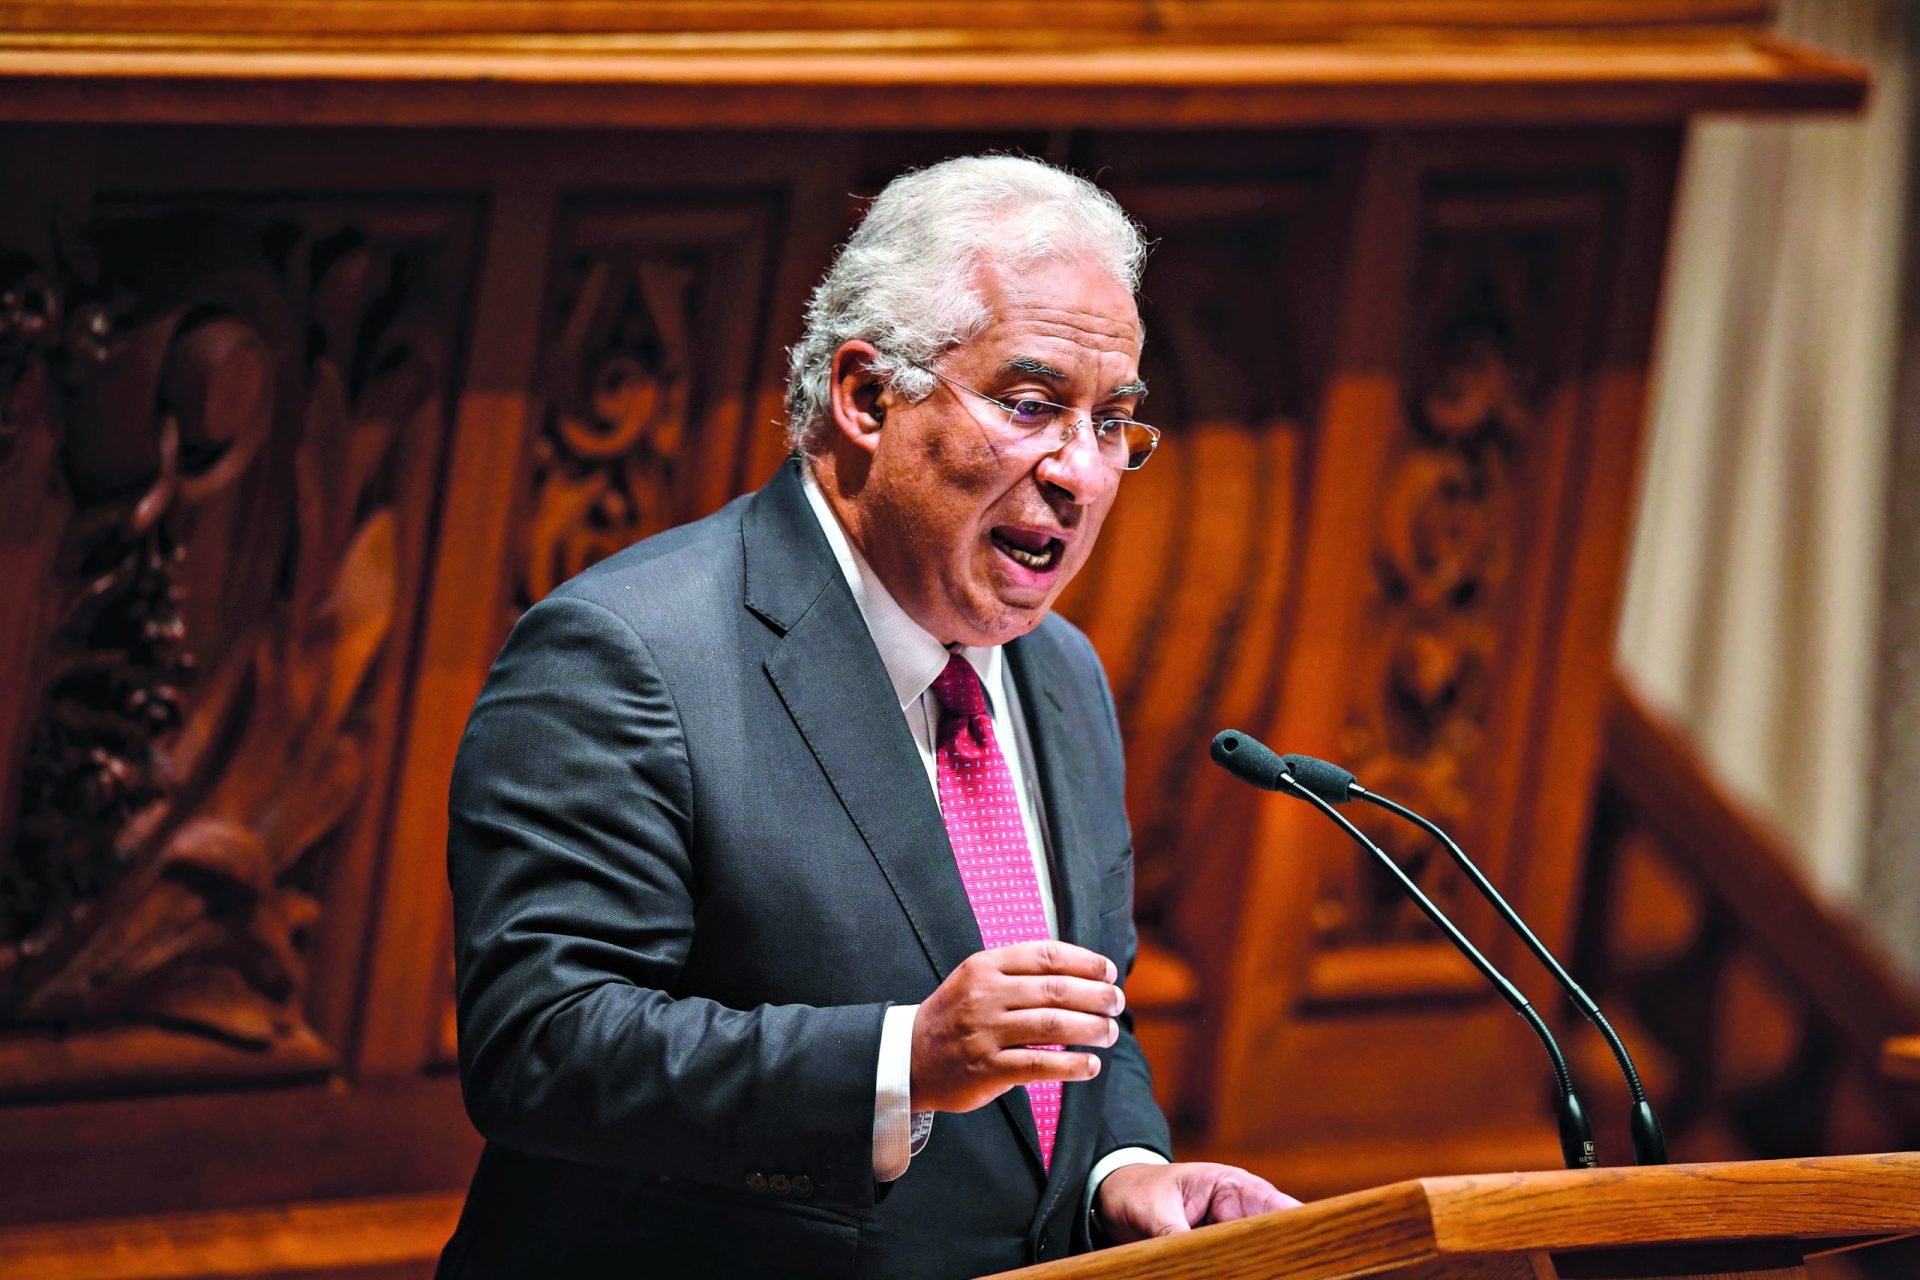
[769,1173,791,1195]
[791,1175,813,1199]
[746,1172,768,1192]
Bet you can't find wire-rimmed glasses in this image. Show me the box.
[919,368,1161,472]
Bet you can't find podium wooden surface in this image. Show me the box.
[987,1153,1920,1280]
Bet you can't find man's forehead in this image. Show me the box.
[970,258,1142,335]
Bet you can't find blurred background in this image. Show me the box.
[0,2,1915,1276]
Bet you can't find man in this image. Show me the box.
[439,155,1296,1279]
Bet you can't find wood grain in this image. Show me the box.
[1426,1155,1920,1254]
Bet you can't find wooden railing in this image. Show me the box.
[1573,679,1920,1163]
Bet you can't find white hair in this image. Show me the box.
[784,154,1148,454]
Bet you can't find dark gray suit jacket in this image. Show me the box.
[438,458,1170,1279]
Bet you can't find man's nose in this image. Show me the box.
[1034,423,1116,505]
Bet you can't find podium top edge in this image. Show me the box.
[1420,1152,1920,1254]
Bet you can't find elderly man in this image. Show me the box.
[438,155,1295,1279]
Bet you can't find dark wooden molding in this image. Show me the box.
[0,3,1868,129]
[0,1,1787,40]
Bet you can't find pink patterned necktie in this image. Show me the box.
[930,653,1060,1169]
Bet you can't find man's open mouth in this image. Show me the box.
[991,527,1065,572]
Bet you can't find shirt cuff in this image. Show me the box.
[873,1003,932,1181]
[1086,1146,1171,1241]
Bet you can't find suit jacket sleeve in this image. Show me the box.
[447,592,887,1208]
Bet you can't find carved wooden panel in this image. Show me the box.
[1194,136,1669,1176]
[0,199,476,1095]
[510,195,779,621]
[1307,185,1607,992]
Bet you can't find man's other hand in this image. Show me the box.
[1096,1162,1300,1243]
[910,941,1120,1114]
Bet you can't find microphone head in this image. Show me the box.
[1279,753,1356,805]
[1210,729,1288,790]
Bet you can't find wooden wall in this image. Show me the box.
[0,119,1702,1233]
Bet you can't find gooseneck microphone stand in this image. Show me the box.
[1211,731,1598,1170]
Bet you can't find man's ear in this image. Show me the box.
[829,341,890,457]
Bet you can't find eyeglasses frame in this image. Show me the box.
[914,366,1161,472]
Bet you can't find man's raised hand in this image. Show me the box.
[910,941,1122,1114]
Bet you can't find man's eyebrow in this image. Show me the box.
[1003,356,1148,403]
[1003,355,1070,381]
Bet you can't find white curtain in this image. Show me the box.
[1615,0,1912,958]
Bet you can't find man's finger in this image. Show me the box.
[1209,1181,1249,1223]
[999,974,1124,1016]
[995,1046,1103,1084]
[995,1009,1118,1049]
[1246,1185,1303,1214]
[1205,1174,1300,1223]
[992,940,1117,983]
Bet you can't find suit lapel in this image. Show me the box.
[749,461,985,985]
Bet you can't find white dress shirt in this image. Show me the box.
[798,470,1166,1211]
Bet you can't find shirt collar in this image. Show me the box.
[800,463,1003,714]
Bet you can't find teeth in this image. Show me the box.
[999,538,1058,570]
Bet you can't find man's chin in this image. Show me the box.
[911,578,1059,648]
[954,601,1052,649]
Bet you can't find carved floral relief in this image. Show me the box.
[1321,230,1563,949]
[0,208,462,1064]
[518,250,698,611]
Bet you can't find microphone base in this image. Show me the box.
[1557,1090,1599,1169]
[1629,1100,1669,1165]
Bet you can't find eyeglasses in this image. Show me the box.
[919,368,1161,472]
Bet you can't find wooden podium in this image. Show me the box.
[988,1154,1920,1280]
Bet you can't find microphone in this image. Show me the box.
[1271,748,1668,1165]
[1210,729,1599,1171]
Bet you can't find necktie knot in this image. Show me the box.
[930,654,990,721]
